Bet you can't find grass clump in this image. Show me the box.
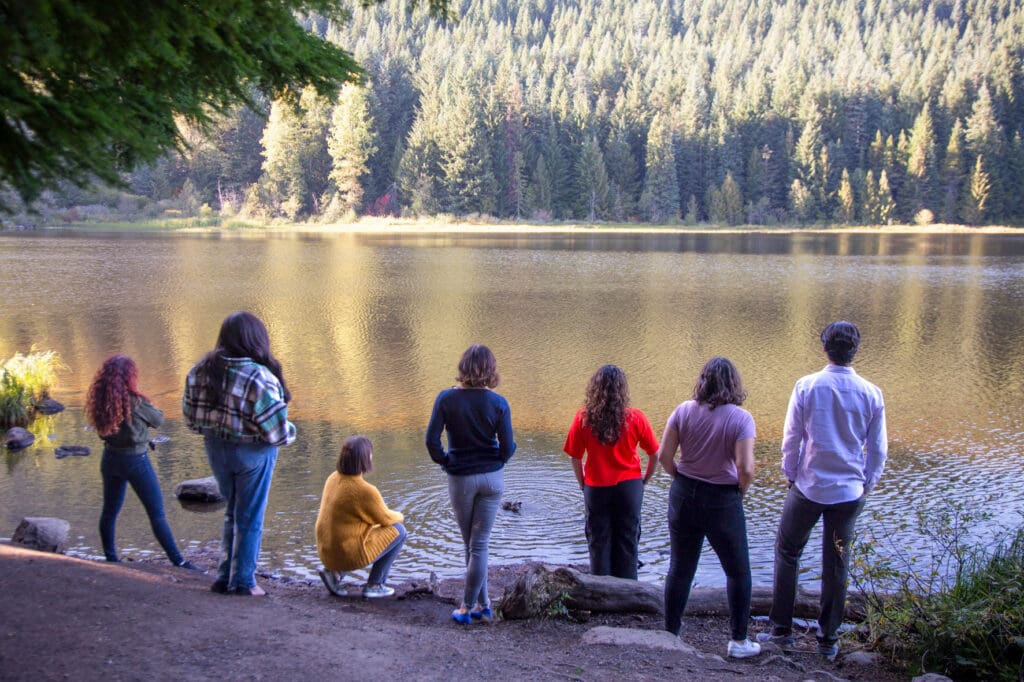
[0,347,66,427]
[851,503,1024,680]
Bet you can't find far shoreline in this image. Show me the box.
[10,216,1024,237]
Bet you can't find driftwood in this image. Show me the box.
[499,563,868,621]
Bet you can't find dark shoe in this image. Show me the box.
[210,579,231,594]
[451,607,472,625]
[176,560,205,573]
[235,584,266,596]
[755,632,796,649]
[817,639,839,657]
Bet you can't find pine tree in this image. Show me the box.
[835,168,855,224]
[940,119,966,223]
[326,84,377,217]
[965,84,1006,218]
[905,102,939,218]
[603,126,640,220]
[876,170,895,225]
[961,155,990,226]
[575,136,610,222]
[639,113,680,222]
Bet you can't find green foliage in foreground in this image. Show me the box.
[852,504,1024,680]
[0,348,66,427]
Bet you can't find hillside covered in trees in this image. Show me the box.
[33,0,1024,225]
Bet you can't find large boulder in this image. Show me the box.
[174,476,225,503]
[4,427,34,450]
[33,398,65,415]
[12,517,70,554]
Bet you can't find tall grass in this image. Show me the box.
[851,503,1024,680]
[0,347,66,427]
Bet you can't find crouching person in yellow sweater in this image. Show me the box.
[316,435,406,598]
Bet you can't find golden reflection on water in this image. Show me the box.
[2,231,1023,582]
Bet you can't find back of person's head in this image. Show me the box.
[456,344,500,388]
[337,435,373,475]
[821,321,861,365]
[85,354,143,437]
[692,357,747,409]
[584,364,630,445]
[217,311,272,360]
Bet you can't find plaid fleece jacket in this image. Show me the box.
[182,357,295,446]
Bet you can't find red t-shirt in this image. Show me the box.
[563,407,659,487]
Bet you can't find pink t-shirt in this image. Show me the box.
[665,401,755,485]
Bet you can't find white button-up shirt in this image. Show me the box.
[781,364,887,504]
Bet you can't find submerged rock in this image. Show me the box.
[12,517,70,554]
[55,445,91,459]
[175,476,225,503]
[4,427,34,450]
[33,398,65,415]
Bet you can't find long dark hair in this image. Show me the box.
[195,311,290,404]
[85,354,147,437]
[584,364,630,446]
[692,357,747,409]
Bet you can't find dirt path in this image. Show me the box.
[0,543,900,681]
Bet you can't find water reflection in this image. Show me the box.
[1,230,1023,586]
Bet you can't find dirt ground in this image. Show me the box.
[0,542,902,681]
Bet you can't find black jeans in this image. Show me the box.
[583,477,644,579]
[664,475,752,641]
[769,486,866,643]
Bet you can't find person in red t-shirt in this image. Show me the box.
[563,365,659,579]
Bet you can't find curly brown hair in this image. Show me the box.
[85,355,147,437]
[692,357,747,409]
[584,364,630,445]
[456,344,500,388]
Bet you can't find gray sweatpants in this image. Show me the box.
[448,469,504,608]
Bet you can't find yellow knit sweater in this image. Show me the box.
[315,472,404,572]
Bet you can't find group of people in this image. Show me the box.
[84,312,887,661]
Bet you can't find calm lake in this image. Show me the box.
[1,229,1023,589]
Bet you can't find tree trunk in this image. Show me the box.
[498,564,868,621]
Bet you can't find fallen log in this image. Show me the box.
[499,563,868,621]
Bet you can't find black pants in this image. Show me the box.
[583,477,643,579]
[664,475,752,641]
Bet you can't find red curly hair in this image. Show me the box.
[85,355,147,437]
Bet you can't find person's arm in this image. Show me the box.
[361,483,405,527]
[136,398,164,428]
[571,458,585,490]
[657,419,680,478]
[496,397,516,463]
[734,437,755,495]
[637,411,660,484]
[425,393,448,466]
[780,384,804,484]
[252,373,292,446]
[863,399,888,494]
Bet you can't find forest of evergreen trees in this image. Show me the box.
[45,0,1024,225]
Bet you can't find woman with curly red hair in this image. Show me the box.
[563,364,659,579]
[85,354,197,570]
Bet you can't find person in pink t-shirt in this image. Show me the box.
[564,365,659,579]
[658,357,761,660]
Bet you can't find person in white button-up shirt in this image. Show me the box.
[757,321,887,657]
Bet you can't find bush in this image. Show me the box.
[1,348,66,426]
[851,502,1024,680]
[0,371,30,427]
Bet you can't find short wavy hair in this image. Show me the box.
[692,357,747,409]
[821,321,860,365]
[337,435,373,475]
[456,344,500,388]
[584,364,630,445]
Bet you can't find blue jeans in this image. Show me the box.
[769,486,866,643]
[367,523,407,585]
[664,475,752,641]
[583,477,644,579]
[448,470,504,608]
[204,436,278,590]
[99,449,183,565]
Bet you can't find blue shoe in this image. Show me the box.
[451,608,472,625]
[470,606,493,623]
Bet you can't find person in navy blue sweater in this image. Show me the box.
[426,344,516,624]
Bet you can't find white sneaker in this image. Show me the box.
[363,583,395,598]
[727,639,762,659]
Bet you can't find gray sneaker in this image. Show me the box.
[755,632,796,649]
[817,640,840,657]
[363,583,395,598]
[318,569,348,596]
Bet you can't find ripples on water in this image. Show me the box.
[2,230,1023,588]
